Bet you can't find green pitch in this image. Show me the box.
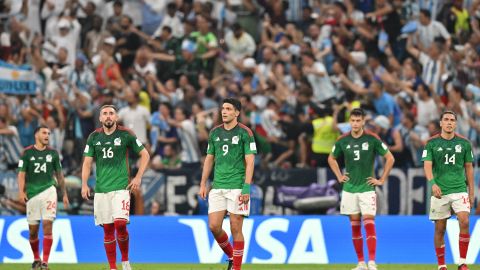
[2,264,480,270]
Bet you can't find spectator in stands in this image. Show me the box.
[416,9,451,51]
[118,91,151,146]
[151,144,181,170]
[153,2,183,39]
[373,115,406,167]
[168,107,201,169]
[0,117,23,170]
[224,23,256,67]
[301,51,337,106]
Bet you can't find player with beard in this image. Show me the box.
[81,105,150,270]
[199,98,257,270]
[18,126,69,270]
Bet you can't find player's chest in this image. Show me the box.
[213,134,243,152]
[27,153,54,171]
[94,136,126,154]
[343,141,374,160]
[431,143,465,163]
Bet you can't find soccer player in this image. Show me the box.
[17,126,70,270]
[422,111,474,270]
[198,98,256,270]
[328,108,395,270]
[81,105,150,270]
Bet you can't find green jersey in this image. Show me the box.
[18,146,61,199]
[331,131,389,193]
[83,126,145,193]
[422,134,473,195]
[206,123,257,189]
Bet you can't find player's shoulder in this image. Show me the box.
[210,124,224,135]
[455,133,471,144]
[364,130,382,141]
[117,125,136,136]
[21,145,35,155]
[238,122,254,136]
[88,128,104,138]
[335,132,350,143]
[425,133,441,144]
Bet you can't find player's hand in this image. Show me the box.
[432,184,442,199]
[18,191,27,203]
[367,177,384,186]
[338,173,349,183]
[81,184,90,200]
[127,177,142,192]
[239,194,250,204]
[198,184,207,200]
[63,193,70,209]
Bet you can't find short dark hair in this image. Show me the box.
[440,110,457,120]
[162,25,172,34]
[350,108,365,118]
[100,104,118,112]
[420,9,431,19]
[113,0,123,7]
[231,23,242,32]
[34,125,49,135]
[223,98,242,111]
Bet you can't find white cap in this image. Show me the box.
[243,57,256,69]
[57,19,71,29]
[104,36,116,45]
[374,115,390,130]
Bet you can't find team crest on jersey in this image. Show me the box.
[114,138,121,146]
[232,136,239,144]
[455,145,462,153]
[362,142,369,150]
[46,155,52,162]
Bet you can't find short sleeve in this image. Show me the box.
[465,142,474,163]
[53,151,62,172]
[128,132,145,154]
[375,138,389,156]
[83,133,95,157]
[331,140,342,158]
[243,130,257,155]
[18,152,28,172]
[422,142,433,162]
[206,132,215,155]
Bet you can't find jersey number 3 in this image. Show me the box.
[444,153,455,165]
[354,150,360,161]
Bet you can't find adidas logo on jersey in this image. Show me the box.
[437,147,443,151]
[215,137,220,141]
[96,141,101,146]
[30,157,35,161]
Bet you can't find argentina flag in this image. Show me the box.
[0,60,36,95]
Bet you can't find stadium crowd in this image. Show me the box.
[0,0,480,215]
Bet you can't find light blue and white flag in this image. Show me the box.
[0,60,36,95]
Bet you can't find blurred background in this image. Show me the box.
[0,0,479,242]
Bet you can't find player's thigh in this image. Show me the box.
[340,191,361,215]
[26,194,41,225]
[226,189,250,216]
[94,192,114,226]
[450,193,471,215]
[112,190,131,221]
[429,195,452,220]
[208,189,228,214]
[358,191,377,216]
[40,186,57,222]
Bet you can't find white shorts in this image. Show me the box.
[340,190,377,216]
[208,189,250,216]
[429,192,470,220]
[94,190,130,226]
[26,186,57,225]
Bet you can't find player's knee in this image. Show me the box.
[29,231,38,240]
[458,217,469,229]
[208,222,222,236]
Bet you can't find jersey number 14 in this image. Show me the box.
[444,153,455,165]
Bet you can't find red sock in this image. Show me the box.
[214,231,233,259]
[364,218,376,261]
[436,245,446,266]
[29,238,40,261]
[233,241,244,270]
[103,223,117,269]
[459,233,470,260]
[114,219,129,262]
[42,234,53,263]
[351,220,364,262]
